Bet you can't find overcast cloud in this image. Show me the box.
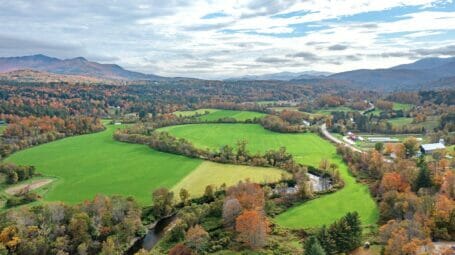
[0,0,454,78]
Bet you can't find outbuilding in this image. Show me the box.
[420,143,445,154]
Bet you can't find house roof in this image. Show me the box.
[421,143,445,151]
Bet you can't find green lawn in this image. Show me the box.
[0,125,6,134]
[171,161,288,198]
[173,109,266,121]
[160,123,379,228]
[6,125,202,205]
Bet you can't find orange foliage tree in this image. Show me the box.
[235,210,267,249]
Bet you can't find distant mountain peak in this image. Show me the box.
[69,57,88,61]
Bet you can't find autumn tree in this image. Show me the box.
[185,225,209,254]
[235,210,267,249]
[403,137,419,158]
[380,172,409,192]
[222,198,242,229]
[152,188,174,218]
[226,181,264,210]
[169,243,192,255]
[179,188,190,205]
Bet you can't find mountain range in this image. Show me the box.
[324,57,455,90]
[0,54,164,81]
[0,54,454,91]
[225,71,332,81]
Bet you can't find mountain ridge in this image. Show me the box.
[0,54,165,81]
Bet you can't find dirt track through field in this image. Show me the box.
[5,179,54,195]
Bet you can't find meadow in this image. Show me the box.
[160,123,379,228]
[173,109,266,121]
[171,161,288,198]
[6,125,201,204]
[0,124,5,134]
[316,106,356,115]
[5,123,285,205]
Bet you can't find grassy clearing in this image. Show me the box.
[316,106,356,115]
[173,108,218,117]
[269,106,300,112]
[387,116,440,130]
[171,161,289,198]
[173,109,266,121]
[160,123,379,228]
[388,117,414,127]
[0,125,6,134]
[393,103,413,111]
[6,124,202,205]
[199,110,266,121]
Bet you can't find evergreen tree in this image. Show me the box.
[304,236,326,255]
[414,163,432,191]
[344,212,362,250]
[317,226,336,254]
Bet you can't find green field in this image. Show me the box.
[0,125,6,134]
[160,123,379,228]
[269,106,300,112]
[6,125,201,204]
[393,103,413,111]
[316,106,356,115]
[173,109,266,121]
[173,108,218,117]
[171,161,288,198]
[388,117,413,127]
[5,124,286,205]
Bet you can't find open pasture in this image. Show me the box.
[160,123,379,228]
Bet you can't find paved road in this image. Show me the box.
[320,123,393,163]
[320,123,363,153]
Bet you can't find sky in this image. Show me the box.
[0,0,455,79]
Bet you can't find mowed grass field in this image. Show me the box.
[171,161,288,198]
[0,124,6,134]
[5,123,286,205]
[160,123,379,228]
[173,109,266,121]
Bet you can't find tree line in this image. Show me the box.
[0,115,104,159]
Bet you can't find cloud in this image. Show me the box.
[0,0,454,78]
[256,57,291,63]
[287,52,319,61]
[328,44,348,51]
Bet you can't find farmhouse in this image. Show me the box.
[420,141,445,154]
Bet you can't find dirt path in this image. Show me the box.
[5,179,54,195]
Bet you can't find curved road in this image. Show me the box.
[320,123,363,153]
[320,123,393,163]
